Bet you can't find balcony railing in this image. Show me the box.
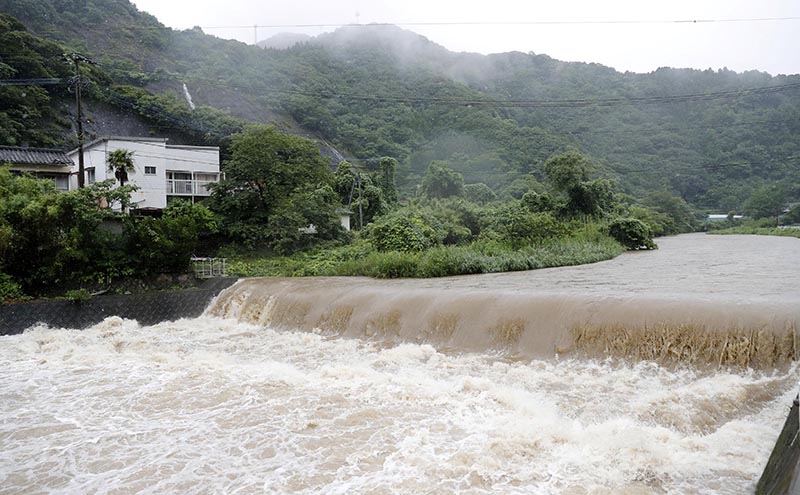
[166,179,216,196]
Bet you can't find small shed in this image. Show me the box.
[336,208,353,231]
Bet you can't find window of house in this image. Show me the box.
[144,166,157,175]
[38,174,69,192]
[87,168,96,184]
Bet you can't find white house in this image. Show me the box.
[67,136,221,210]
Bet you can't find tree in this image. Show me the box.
[106,149,136,212]
[743,185,787,221]
[544,151,590,192]
[643,191,698,234]
[464,183,497,204]
[0,169,133,293]
[544,152,614,217]
[366,210,437,252]
[421,161,464,199]
[608,218,656,250]
[377,156,398,205]
[107,149,135,188]
[490,203,566,248]
[124,200,218,274]
[208,125,341,252]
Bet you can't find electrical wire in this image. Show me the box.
[0,78,64,86]
[198,16,800,30]
[256,81,800,108]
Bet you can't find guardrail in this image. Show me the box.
[191,257,228,278]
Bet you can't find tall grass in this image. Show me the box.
[228,236,624,279]
[709,226,800,239]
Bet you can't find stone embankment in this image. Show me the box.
[0,278,237,336]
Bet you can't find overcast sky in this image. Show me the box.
[131,0,799,75]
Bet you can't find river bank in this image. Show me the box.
[0,278,236,336]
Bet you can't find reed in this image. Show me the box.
[317,305,354,333]
[426,312,459,340]
[491,318,526,345]
[572,322,798,367]
[362,310,402,338]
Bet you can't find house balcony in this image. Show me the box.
[166,178,216,196]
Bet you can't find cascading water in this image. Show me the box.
[1,234,798,494]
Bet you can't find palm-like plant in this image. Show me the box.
[107,149,135,188]
[106,149,135,212]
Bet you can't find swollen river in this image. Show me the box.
[1,234,798,494]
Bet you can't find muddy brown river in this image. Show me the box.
[1,233,798,494]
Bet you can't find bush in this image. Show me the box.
[366,213,437,252]
[64,288,92,304]
[491,205,567,247]
[416,246,486,277]
[363,251,420,278]
[0,273,27,302]
[607,218,656,250]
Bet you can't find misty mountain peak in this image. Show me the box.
[257,32,312,50]
[314,24,451,61]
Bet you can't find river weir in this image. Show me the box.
[1,234,798,493]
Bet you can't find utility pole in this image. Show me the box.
[66,53,97,188]
[357,170,363,229]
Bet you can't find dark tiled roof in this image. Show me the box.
[0,146,72,166]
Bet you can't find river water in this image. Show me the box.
[1,234,798,494]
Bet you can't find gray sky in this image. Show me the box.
[131,0,800,75]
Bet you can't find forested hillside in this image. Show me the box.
[1,0,798,211]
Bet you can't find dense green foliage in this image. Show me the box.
[421,161,465,199]
[0,168,216,298]
[743,185,788,220]
[607,218,657,250]
[3,1,800,288]
[709,226,800,239]
[0,14,76,146]
[207,125,344,252]
[228,236,624,279]
[0,12,247,148]
[2,1,798,213]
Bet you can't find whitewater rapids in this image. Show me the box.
[1,234,798,493]
[0,315,796,494]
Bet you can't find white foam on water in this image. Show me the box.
[0,316,796,494]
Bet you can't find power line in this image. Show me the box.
[259,81,800,108]
[173,69,800,108]
[611,154,800,176]
[198,16,800,30]
[0,78,64,86]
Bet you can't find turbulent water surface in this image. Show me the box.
[1,234,798,494]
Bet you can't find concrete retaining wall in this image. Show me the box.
[756,395,800,495]
[0,278,237,336]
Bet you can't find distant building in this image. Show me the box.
[67,136,221,210]
[707,214,743,222]
[0,146,74,191]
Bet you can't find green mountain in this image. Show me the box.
[1,0,798,211]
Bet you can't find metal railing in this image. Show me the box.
[191,257,227,278]
[167,179,216,196]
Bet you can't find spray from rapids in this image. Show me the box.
[1,316,797,494]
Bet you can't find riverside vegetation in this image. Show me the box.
[1,124,674,300]
[1,1,797,299]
